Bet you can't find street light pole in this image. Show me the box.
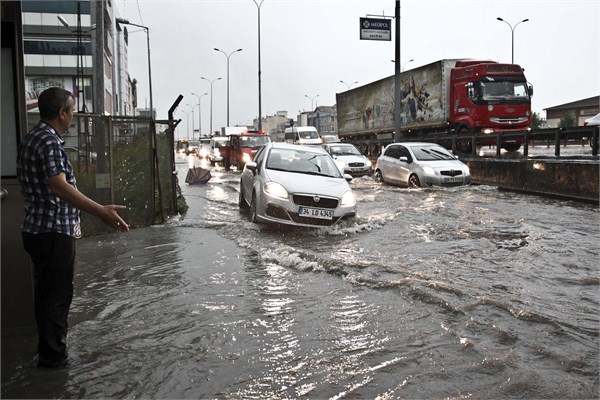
[252,0,264,130]
[214,48,243,126]
[339,80,358,90]
[304,94,319,110]
[116,18,153,118]
[201,77,222,136]
[191,92,208,137]
[496,17,529,64]
[185,103,197,139]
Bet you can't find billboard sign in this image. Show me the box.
[359,17,391,41]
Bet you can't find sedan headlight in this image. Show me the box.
[422,165,436,175]
[341,190,357,206]
[264,181,288,199]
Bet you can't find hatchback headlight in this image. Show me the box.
[365,158,372,167]
[463,165,470,176]
[264,181,288,199]
[422,165,436,175]
[341,190,357,206]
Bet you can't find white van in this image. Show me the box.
[284,126,323,145]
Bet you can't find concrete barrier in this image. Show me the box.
[463,157,599,204]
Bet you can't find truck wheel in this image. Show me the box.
[502,143,521,152]
[408,174,421,188]
[374,169,384,183]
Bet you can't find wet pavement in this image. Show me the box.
[1,153,598,399]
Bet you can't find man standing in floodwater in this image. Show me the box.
[17,87,129,368]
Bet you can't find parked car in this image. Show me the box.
[321,134,341,143]
[239,142,357,227]
[322,143,372,177]
[208,136,230,166]
[375,142,470,188]
[583,113,600,126]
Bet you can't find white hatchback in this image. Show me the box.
[375,142,470,188]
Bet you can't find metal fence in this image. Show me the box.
[27,113,177,236]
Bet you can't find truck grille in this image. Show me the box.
[293,194,339,209]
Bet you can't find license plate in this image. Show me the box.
[445,177,463,183]
[298,206,333,220]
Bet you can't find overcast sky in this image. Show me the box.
[115,0,599,137]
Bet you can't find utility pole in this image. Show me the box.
[394,0,402,142]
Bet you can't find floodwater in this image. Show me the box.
[2,154,599,399]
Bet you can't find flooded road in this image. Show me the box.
[2,155,599,399]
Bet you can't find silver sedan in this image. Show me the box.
[239,143,357,227]
[375,142,470,188]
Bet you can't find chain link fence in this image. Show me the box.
[27,113,179,236]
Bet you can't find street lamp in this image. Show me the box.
[185,103,197,139]
[180,109,191,139]
[214,48,243,126]
[252,0,265,130]
[496,17,529,64]
[191,92,208,138]
[402,58,414,72]
[305,94,319,110]
[57,7,96,112]
[116,18,153,118]
[201,76,222,136]
[340,80,358,90]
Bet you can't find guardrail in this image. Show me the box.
[346,126,600,158]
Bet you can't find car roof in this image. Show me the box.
[388,142,445,148]
[268,142,328,154]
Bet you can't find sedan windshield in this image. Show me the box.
[328,145,361,156]
[412,146,456,161]
[266,148,342,178]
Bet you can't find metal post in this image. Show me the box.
[201,77,222,136]
[393,0,402,142]
[214,49,242,126]
[191,92,208,137]
[497,17,529,63]
[252,0,264,130]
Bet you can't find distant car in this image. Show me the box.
[208,136,230,165]
[321,134,341,143]
[583,113,600,126]
[322,143,372,177]
[375,142,470,188]
[239,142,357,227]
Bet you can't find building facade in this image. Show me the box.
[21,0,133,117]
[544,96,600,127]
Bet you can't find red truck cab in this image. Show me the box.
[450,60,533,150]
[222,130,272,170]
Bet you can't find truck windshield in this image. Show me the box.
[479,78,530,103]
[240,136,271,147]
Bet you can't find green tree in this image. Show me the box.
[531,112,542,129]
[558,111,576,128]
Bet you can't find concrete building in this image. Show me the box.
[254,111,290,135]
[544,95,599,127]
[21,0,134,117]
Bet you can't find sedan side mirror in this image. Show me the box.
[399,156,409,163]
[246,161,258,173]
[344,174,353,182]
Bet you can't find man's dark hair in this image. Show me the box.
[38,87,73,120]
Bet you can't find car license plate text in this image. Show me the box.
[298,206,333,220]
[445,177,463,183]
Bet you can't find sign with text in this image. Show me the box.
[359,17,391,41]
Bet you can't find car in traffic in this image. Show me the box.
[583,112,600,126]
[322,142,372,177]
[375,142,470,188]
[238,142,357,227]
[208,136,230,166]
